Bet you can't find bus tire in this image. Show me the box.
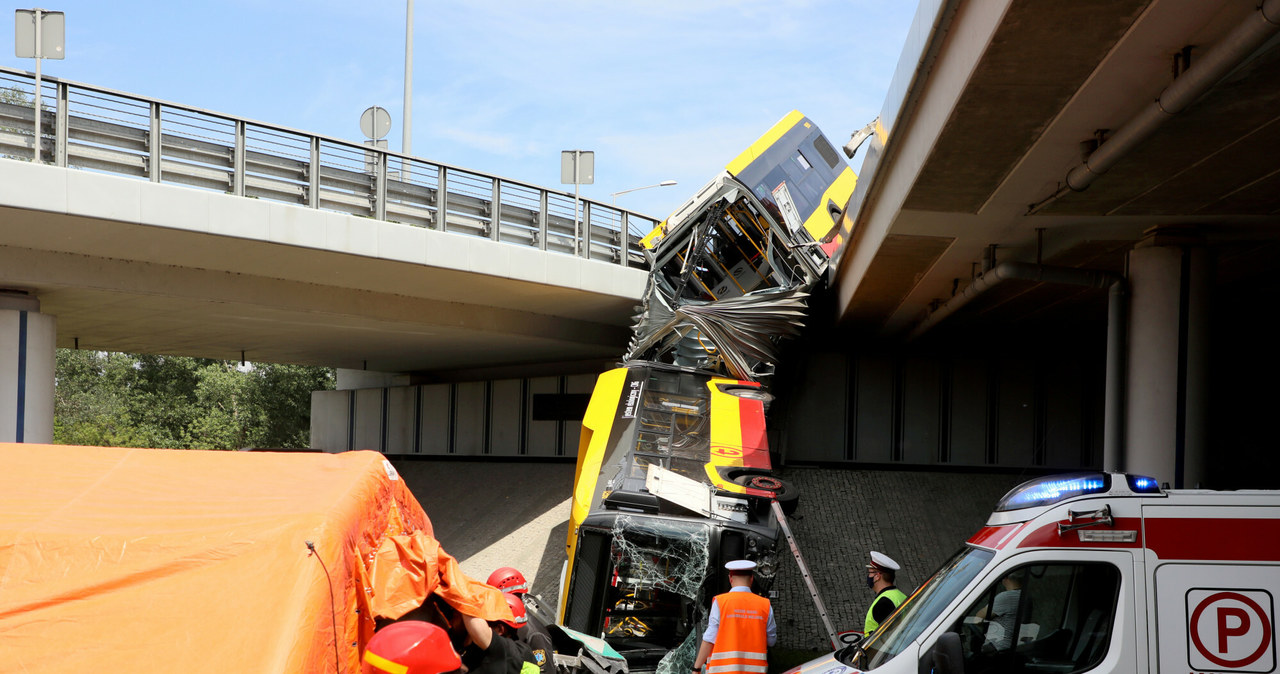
[734,474,800,516]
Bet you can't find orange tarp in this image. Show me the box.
[0,443,511,673]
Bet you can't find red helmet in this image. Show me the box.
[363,621,461,674]
[487,567,529,595]
[500,591,529,630]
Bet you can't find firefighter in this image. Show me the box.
[459,591,535,674]
[692,560,776,674]
[362,620,462,674]
[488,567,555,674]
[864,551,907,634]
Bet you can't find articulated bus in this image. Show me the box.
[558,113,856,674]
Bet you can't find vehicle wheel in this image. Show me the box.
[734,474,800,515]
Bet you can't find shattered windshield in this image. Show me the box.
[857,546,994,670]
[603,517,711,674]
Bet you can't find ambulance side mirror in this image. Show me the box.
[922,632,964,674]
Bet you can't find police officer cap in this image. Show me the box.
[725,560,757,572]
[868,551,900,571]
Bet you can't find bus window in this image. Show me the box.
[813,134,841,169]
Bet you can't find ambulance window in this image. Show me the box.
[860,547,994,669]
[948,562,1119,674]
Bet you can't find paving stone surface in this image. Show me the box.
[389,458,1025,650]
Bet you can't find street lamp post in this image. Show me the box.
[402,0,413,179]
[611,180,677,205]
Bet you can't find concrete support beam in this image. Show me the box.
[336,369,411,390]
[1123,229,1210,487]
[0,293,56,443]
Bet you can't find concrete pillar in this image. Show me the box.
[0,293,56,443]
[1123,229,1209,488]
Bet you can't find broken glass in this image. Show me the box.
[628,175,822,382]
[603,516,710,674]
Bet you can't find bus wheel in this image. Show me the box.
[736,475,800,516]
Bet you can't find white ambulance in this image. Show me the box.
[787,471,1280,674]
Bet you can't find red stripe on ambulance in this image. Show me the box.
[1145,518,1280,561]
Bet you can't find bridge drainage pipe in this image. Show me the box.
[1028,0,1280,214]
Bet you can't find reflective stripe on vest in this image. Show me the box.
[709,591,771,674]
[864,587,908,633]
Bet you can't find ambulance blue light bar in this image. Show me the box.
[1125,474,1162,493]
[996,472,1110,511]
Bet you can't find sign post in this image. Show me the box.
[14,8,66,163]
[360,106,392,174]
[561,150,594,256]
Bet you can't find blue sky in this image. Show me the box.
[4,1,918,219]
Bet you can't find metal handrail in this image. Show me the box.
[0,66,657,268]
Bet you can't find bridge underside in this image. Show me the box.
[0,162,644,377]
[819,0,1280,489]
[837,0,1280,336]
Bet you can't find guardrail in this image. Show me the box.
[0,66,657,267]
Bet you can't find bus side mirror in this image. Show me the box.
[922,632,964,674]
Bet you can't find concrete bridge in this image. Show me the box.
[0,66,653,443]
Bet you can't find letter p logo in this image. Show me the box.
[1218,606,1251,653]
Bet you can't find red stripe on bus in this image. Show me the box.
[738,396,770,469]
[1145,518,1280,561]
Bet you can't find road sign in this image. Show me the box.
[360,106,392,141]
[1187,589,1275,672]
[14,9,64,59]
[561,150,594,185]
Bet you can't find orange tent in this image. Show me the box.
[0,443,510,673]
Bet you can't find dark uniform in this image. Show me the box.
[518,621,555,674]
[463,632,531,674]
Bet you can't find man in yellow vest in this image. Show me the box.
[864,551,908,634]
[692,560,777,674]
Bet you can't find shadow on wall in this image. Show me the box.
[769,466,1025,651]
[529,518,571,605]
[387,458,575,581]
[387,457,1025,652]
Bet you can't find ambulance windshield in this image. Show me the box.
[857,546,994,670]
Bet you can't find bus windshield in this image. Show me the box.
[856,546,994,670]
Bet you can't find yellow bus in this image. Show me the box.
[558,112,854,673]
[640,110,856,303]
[558,362,795,673]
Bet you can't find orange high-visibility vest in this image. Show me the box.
[707,591,771,674]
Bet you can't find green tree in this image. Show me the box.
[248,362,335,448]
[53,350,146,446]
[53,349,335,450]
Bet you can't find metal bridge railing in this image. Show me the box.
[0,66,657,268]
